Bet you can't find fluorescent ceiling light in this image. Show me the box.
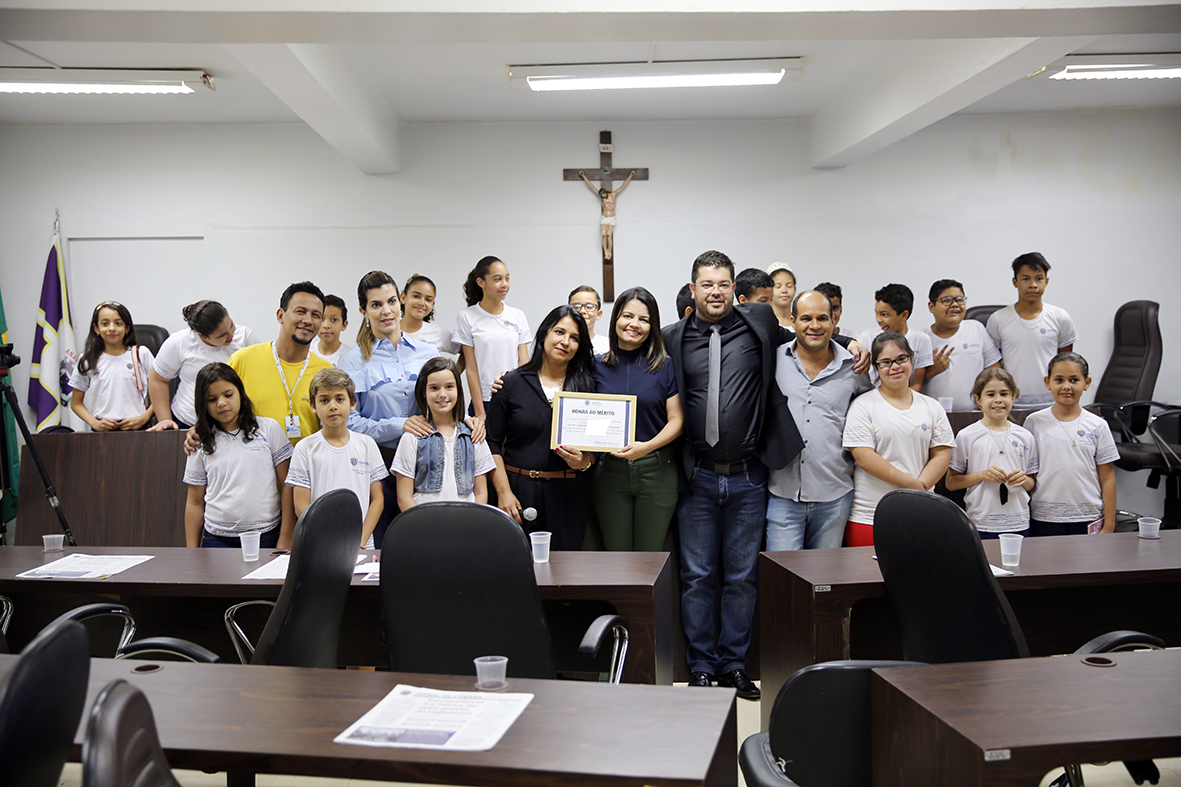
[0,68,213,95]
[1035,53,1181,81]
[508,58,801,92]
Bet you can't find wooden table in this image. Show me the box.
[0,546,674,684]
[872,650,1181,786]
[759,531,1181,729]
[0,655,737,787]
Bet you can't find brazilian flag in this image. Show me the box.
[0,286,18,532]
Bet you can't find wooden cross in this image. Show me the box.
[563,130,648,302]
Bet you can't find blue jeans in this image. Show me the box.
[765,490,853,551]
[677,461,768,675]
[201,529,279,549]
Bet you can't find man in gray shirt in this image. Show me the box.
[767,290,870,550]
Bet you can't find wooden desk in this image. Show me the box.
[872,650,1181,786]
[0,656,737,787]
[0,547,674,684]
[759,531,1181,729]
[16,431,189,547]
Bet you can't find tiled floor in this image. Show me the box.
[57,682,1181,786]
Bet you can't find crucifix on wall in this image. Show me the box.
[563,131,648,301]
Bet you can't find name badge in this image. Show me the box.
[285,415,301,438]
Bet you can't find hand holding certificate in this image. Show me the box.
[550,392,637,452]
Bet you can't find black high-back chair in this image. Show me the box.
[120,488,364,668]
[381,501,628,682]
[82,679,181,787]
[874,490,1165,787]
[0,619,91,787]
[135,324,170,359]
[739,660,923,787]
[1092,300,1162,437]
[964,303,1004,327]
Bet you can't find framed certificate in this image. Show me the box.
[550,392,637,452]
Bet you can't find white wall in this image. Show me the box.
[2,109,1178,512]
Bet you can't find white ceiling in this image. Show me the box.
[1,2,1179,171]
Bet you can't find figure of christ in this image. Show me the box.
[579,169,635,261]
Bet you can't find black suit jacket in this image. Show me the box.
[662,302,803,482]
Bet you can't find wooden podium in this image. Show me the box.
[15,430,188,547]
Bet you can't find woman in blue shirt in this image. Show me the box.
[339,270,440,548]
[591,286,684,551]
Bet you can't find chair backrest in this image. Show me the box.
[82,679,181,787]
[768,660,923,787]
[0,620,91,787]
[964,304,1003,327]
[380,501,556,679]
[135,324,171,358]
[873,489,1029,664]
[251,488,363,668]
[1094,300,1162,435]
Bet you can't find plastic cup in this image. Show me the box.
[474,655,508,690]
[240,531,261,562]
[530,531,552,563]
[1138,517,1162,539]
[42,534,65,552]
[999,533,1023,567]
[938,397,954,412]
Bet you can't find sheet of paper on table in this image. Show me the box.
[990,564,1014,577]
[243,554,368,580]
[16,554,154,579]
[335,684,533,751]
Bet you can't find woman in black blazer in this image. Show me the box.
[487,305,597,550]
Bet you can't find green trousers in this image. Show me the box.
[591,447,679,551]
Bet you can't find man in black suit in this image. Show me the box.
[663,250,862,699]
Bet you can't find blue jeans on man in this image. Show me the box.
[765,490,853,551]
[677,462,768,675]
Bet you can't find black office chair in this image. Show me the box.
[0,595,12,653]
[82,679,182,787]
[119,488,364,667]
[0,619,91,787]
[1091,301,1162,437]
[381,501,628,683]
[135,324,171,359]
[874,489,1164,787]
[739,659,923,787]
[964,303,1004,327]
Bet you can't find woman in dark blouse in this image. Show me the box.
[591,287,684,550]
[487,305,597,550]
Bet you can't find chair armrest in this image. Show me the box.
[739,732,798,787]
[49,602,137,653]
[117,637,223,663]
[1073,630,1165,654]
[579,614,628,684]
[224,599,277,665]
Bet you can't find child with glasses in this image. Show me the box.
[568,285,609,355]
[922,279,1001,411]
[842,332,954,547]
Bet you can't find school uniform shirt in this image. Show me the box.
[451,304,531,402]
[183,416,293,536]
[986,304,1078,406]
[229,343,333,445]
[949,421,1039,533]
[285,429,389,548]
[922,320,1002,411]
[153,325,260,426]
[68,346,154,423]
[390,430,495,505]
[590,333,610,356]
[842,389,955,525]
[1025,408,1119,523]
[405,320,458,356]
[310,342,352,367]
[856,328,934,388]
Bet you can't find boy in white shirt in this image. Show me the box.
[856,283,934,391]
[311,294,351,366]
[922,279,1001,411]
[285,368,388,549]
[986,252,1078,406]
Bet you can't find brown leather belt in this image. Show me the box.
[503,464,580,480]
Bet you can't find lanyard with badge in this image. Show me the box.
[271,341,310,439]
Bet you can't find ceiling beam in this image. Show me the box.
[224,43,401,175]
[809,35,1094,168]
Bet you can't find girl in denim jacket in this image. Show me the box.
[392,357,495,507]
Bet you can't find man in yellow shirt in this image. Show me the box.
[229,282,332,445]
